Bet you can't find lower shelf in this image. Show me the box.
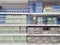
[0,34,27,36]
[28,44,60,45]
[0,24,60,26]
[28,34,60,36]
[0,34,60,36]
[0,43,59,45]
[0,43,28,45]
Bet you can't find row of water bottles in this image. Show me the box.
[0,36,26,43]
[0,15,27,24]
[0,8,29,13]
[0,14,60,24]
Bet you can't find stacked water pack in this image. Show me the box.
[46,16,57,24]
[0,26,19,33]
[5,15,27,24]
[0,14,6,24]
[27,15,33,24]
[36,1,43,13]
[0,26,27,34]
[0,5,28,13]
[28,1,43,13]
[44,3,60,12]
[20,26,26,34]
[51,3,60,12]
[37,16,57,24]
[37,16,46,24]
[6,8,28,13]
[28,1,35,13]
[43,4,51,12]
[27,15,37,24]
[37,16,43,24]
[0,36,26,43]
[20,15,27,24]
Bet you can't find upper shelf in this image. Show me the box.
[0,12,60,15]
[0,0,59,3]
[0,0,28,3]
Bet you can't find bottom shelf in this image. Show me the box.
[0,43,59,45]
[0,43,27,45]
[28,44,60,45]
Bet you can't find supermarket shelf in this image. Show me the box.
[0,0,28,3]
[42,0,59,1]
[0,24,27,26]
[27,24,60,26]
[0,43,59,45]
[28,34,60,36]
[28,44,60,45]
[0,24,60,26]
[30,0,59,2]
[0,12,60,15]
[0,43,28,45]
[0,12,29,15]
[0,34,27,36]
[0,34,60,36]
[28,12,60,16]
